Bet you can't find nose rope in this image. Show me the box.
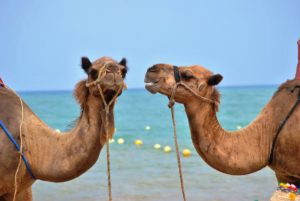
[168,102,187,201]
[168,66,187,201]
[97,83,122,201]
[167,66,218,201]
[85,62,124,201]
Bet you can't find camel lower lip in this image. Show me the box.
[144,79,159,86]
[145,82,155,86]
[145,83,159,94]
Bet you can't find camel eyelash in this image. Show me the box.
[181,73,194,80]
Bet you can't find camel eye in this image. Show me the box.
[90,69,98,80]
[181,70,194,80]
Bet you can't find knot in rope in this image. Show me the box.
[168,83,178,108]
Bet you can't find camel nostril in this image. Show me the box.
[107,65,119,74]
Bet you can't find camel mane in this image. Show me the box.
[212,88,221,112]
[74,79,89,115]
[204,86,220,112]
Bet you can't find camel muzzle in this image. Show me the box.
[101,73,124,90]
[86,62,125,90]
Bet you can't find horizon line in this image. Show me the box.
[17,84,279,93]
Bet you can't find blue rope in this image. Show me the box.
[0,120,36,179]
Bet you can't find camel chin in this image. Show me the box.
[145,82,160,94]
[105,85,122,92]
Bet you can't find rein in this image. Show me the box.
[269,85,300,164]
[168,66,218,201]
[85,63,123,201]
[168,66,187,201]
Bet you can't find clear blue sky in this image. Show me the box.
[0,0,299,91]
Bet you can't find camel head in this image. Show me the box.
[144,63,222,106]
[75,56,128,108]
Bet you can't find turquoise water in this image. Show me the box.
[20,86,278,201]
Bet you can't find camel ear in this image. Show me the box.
[207,74,223,86]
[81,57,92,74]
[119,58,127,67]
[119,58,128,78]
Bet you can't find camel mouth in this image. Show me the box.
[144,80,160,94]
[105,84,123,91]
[104,89,121,102]
[144,70,162,94]
[145,81,159,86]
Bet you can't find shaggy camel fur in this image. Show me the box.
[0,56,127,201]
[144,63,300,186]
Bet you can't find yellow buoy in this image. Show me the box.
[145,126,151,131]
[182,149,191,157]
[289,192,297,201]
[117,138,125,144]
[135,139,143,146]
[164,146,172,153]
[154,144,161,149]
[109,138,115,144]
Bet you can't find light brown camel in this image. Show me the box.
[144,61,300,186]
[0,56,128,201]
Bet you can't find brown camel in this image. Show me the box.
[0,56,128,201]
[144,61,300,186]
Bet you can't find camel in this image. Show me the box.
[144,43,300,186]
[0,56,128,201]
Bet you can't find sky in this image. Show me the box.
[0,0,299,91]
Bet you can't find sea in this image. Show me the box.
[19,86,278,201]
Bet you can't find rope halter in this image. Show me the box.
[84,61,125,201]
[85,62,121,88]
[85,62,125,110]
[168,65,218,108]
[167,66,219,201]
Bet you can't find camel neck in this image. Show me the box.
[28,94,115,182]
[184,88,296,175]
